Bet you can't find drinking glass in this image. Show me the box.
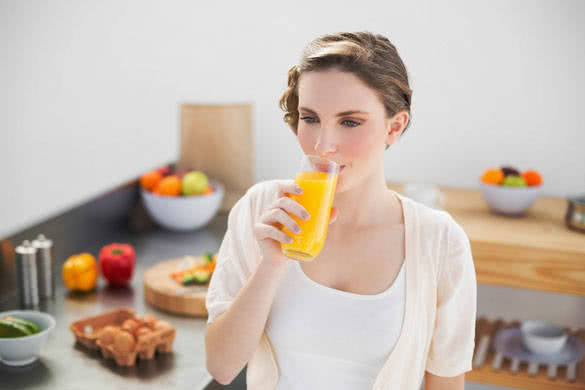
[281,155,339,261]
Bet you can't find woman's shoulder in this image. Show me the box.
[399,194,467,244]
[399,194,452,228]
[400,195,472,280]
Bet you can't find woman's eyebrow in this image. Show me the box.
[298,106,317,114]
[336,110,368,117]
[299,107,368,117]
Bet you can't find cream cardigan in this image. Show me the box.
[206,180,477,390]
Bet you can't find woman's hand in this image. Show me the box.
[254,181,308,267]
[253,181,338,267]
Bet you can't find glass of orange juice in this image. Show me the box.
[281,155,339,261]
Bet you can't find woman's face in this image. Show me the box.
[296,69,391,193]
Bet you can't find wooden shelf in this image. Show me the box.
[388,183,585,296]
[469,317,585,389]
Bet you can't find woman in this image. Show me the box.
[205,32,477,390]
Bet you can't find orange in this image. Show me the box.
[481,169,505,185]
[154,175,182,196]
[203,186,213,195]
[140,170,162,191]
[522,170,542,186]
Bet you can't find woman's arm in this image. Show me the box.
[425,371,465,390]
[205,259,288,385]
[206,181,308,384]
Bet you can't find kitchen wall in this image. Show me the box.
[2,0,584,238]
[1,2,584,389]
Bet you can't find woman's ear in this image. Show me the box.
[385,110,410,146]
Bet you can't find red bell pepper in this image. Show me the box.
[98,243,135,286]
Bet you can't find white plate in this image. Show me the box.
[494,328,584,365]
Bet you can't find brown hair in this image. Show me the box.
[280,32,413,141]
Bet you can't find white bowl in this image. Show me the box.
[0,310,56,366]
[479,181,542,215]
[141,180,224,231]
[521,320,568,355]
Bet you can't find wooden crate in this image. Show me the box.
[468,317,585,389]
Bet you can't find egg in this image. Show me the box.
[121,319,139,334]
[135,326,152,338]
[113,330,136,354]
[142,315,158,329]
[135,327,153,344]
[97,326,118,346]
[154,320,172,331]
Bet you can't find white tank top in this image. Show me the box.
[266,257,406,390]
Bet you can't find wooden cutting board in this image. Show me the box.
[143,256,210,317]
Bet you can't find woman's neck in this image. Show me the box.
[330,166,402,233]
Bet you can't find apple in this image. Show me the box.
[502,175,526,187]
[182,171,209,195]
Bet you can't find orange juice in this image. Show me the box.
[281,171,338,261]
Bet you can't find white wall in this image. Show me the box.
[1,0,584,237]
[2,3,585,388]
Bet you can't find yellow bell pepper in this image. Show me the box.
[62,253,98,291]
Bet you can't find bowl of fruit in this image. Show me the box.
[140,166,224,231]
[479,166,543,216]
[0,310,56,366]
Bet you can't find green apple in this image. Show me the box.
[182,171,209,195]
[502,175,526,187]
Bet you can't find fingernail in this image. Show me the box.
[303,212,310,220]
[294,226,301,233]
[296,186,303,194]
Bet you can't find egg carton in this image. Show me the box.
[70,307,176,367]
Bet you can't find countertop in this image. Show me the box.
[0,210,230,390]
[387,182,585,296]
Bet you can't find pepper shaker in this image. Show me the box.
[15,240,39,307]
[32,234,55,299]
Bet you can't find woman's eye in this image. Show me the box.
[341,119,361,127]
[300,116,319,124]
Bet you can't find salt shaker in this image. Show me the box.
[32,234,55,299]
[15,240,39,307]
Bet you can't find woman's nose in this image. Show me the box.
[314,128,338,155]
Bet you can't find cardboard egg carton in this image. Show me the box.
[70,307,176,367]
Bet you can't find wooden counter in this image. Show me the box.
[389,183,585,296]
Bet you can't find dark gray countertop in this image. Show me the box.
[0,185,238,389]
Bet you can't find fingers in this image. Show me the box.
[273,197,310,221]
[263,208,301,234]
[254,182,312,247]
[254,223,293,244]
[278,181,303,197]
